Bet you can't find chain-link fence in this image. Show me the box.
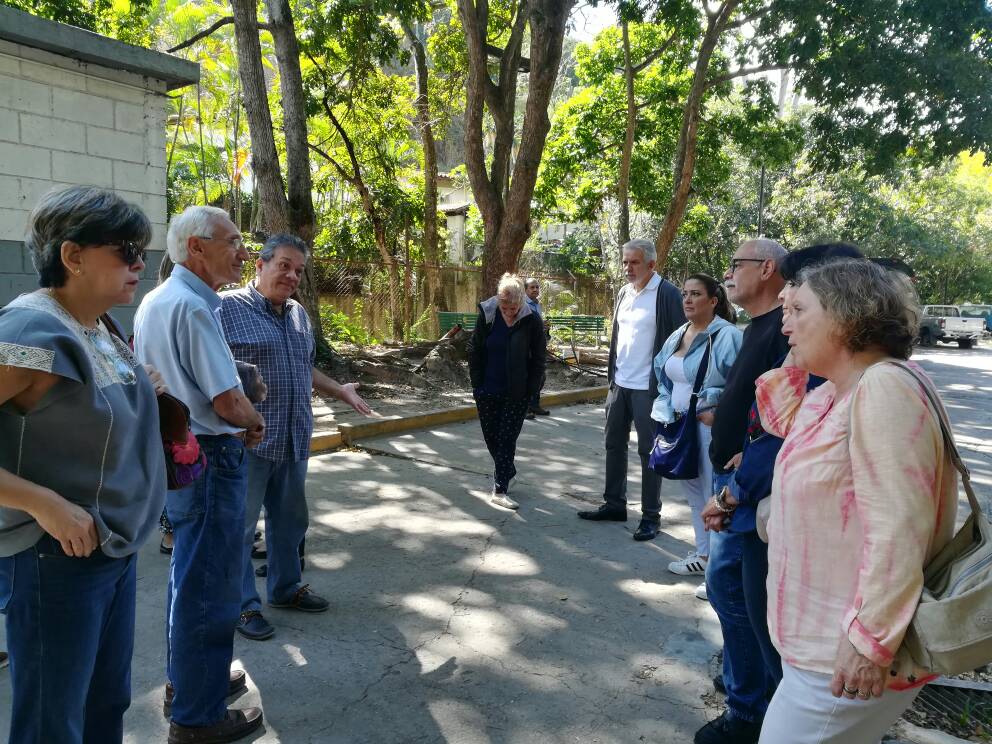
[310,259,619,345]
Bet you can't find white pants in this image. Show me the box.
[759,664,921,744]
[677,421,713,557]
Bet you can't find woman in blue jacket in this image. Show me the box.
[651,273,743,591]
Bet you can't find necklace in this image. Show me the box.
[43,290,137,385]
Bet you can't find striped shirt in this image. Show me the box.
[220,283,315,462]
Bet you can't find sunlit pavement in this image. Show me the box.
[0,343,989,743]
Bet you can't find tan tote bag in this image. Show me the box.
[886,361,992,675]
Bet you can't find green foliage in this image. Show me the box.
[320,301,378,346]
[4,0,153,45]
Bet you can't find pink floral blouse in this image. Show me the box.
[755,362,958,689]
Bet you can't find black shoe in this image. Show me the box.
[531,406,550,416]
[577,505,627,521]
[525,411,536,420]
[168,707,263,744]
[164,670,247,716]
[236,610,275,641]
[269,584,329,613]
[713,674,726,695]
[632,519,660,541]
[694,710,761,744]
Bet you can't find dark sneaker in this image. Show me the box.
[632,519,660,541]
[236,611,275,641]
[269,585,329,613]
[525,411,536,420]
[167,707,263,744]
[577,505,627,521]
[164,670,247,717]
[531,406,550,416]
[694,710,761,744]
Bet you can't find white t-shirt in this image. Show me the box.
[665,353,693,413]
[613,273,660,390]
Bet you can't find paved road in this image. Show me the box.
[0,344,989,743]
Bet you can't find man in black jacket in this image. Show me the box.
[577,239,685,540]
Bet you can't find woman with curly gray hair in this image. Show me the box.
[754,259,958,742]
[0,185,167,743]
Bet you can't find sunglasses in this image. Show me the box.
[105,240,147,265]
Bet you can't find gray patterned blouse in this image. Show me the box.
[0,291,166,558]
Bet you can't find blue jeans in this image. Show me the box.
[0,535,136,744]
[166,434,248,727]
[242,454,310,610]
[706,527,782,723]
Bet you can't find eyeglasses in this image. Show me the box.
[105,240,147,266]
[87,328,137,385]
[196,234,245,250]
[728,258,766,273]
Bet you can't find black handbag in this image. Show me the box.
[649,329,716,480]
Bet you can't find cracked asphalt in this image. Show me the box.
[0,344,989,743]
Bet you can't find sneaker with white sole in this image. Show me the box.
[668,552,708,576]
[694,583,708,601]
[491,492,519,510]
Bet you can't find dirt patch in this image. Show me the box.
[312,334,607,432]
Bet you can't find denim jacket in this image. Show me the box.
[650,316,744,423]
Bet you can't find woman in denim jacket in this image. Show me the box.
[651,273,743,591]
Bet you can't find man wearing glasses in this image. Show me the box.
[135,206,266,744]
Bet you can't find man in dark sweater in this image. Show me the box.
[576,239,684,541]
[695,237,787,744]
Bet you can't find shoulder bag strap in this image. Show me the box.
[880,361,981,519]
[690,329,718,398]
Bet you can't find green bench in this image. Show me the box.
[438,311,478,333]
[439,311,606,348]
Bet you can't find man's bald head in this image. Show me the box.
[741,238,787,263]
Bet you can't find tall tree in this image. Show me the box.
[457,0,575,294]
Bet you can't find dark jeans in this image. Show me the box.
[242,454,309,611]
[475,392,529,492]
[706,526,782,723]
[603,383,662,520]
[0,535,137,744]
[166,434,248,727]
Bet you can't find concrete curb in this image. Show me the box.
[309,385,610,455]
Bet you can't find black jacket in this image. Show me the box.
[468,296,547,401]
[607,275,686,397]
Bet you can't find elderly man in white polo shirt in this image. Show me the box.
[577,238,685,541]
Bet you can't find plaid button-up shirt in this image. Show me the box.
[220,283,315,462]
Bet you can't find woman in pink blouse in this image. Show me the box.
[754,260,958,743]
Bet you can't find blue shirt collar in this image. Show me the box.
[246,281,299,317]
[173,265,222,311]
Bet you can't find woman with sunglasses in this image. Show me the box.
[0,185,167,743]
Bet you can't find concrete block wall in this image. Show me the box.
[0,38,170,330]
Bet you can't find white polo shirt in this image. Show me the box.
[613,272,661,390]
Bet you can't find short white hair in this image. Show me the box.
[497,273,525,304]
[167,205,230,263]
[623,238,656,263]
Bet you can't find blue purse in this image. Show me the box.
[649,330,716,480]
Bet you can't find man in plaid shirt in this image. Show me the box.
[221,234,371,641]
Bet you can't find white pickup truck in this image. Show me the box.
[919,305,985,349]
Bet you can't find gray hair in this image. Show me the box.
[497,273,525,304]
[259,233,309,262]
[801,259,919,360]
[167,205,230,263]
[623,238,657,263]
[742,237,787,263]
[25,185,151,288]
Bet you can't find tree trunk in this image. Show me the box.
[653,1,739,269]
[264,0,323,335]
[230,0,290,234]
[458,0,575,297]
[617,20,636,247]
[403,22,447,316]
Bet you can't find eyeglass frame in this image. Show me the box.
[727,257,768,273]
[103,240,147,266]
[195,234,245,251]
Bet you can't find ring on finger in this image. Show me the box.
[843,685,858,695]
[857,690,872,699]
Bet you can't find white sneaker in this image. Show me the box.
[694,583,708,601]
[668,552,708,576]
[491,492,519,510]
